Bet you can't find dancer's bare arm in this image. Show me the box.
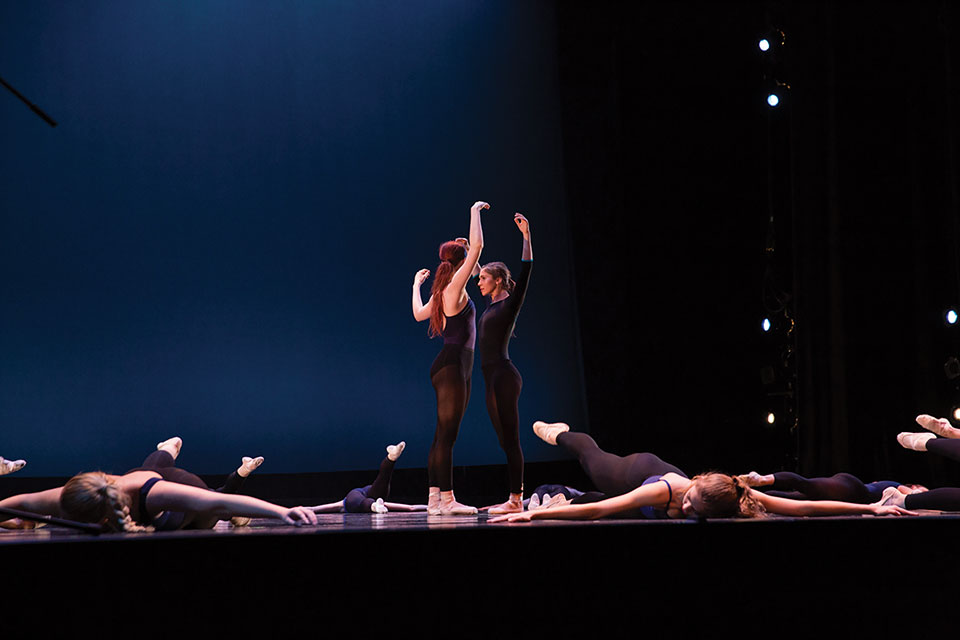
[753,490,916,517]
[412,269,433,321]
[444,201,487,308]
[490,482,670,523]
[145,481,317,525]
[0,487,63,521]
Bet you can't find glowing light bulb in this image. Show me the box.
[759,38,770,51]
[767,94,780,107]
[767,412,776,425]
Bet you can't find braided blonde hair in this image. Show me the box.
[60,472,154,533]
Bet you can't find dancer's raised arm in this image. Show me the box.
[412,268,432,322]
[443,201,487,304]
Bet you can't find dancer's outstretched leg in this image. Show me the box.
[882,486,960,511]
[767,472,874,503]
[343,443,402,513]
[221,456,264,527]
[0,457,26,476]
[925,438,960,463]
[534,423,686,495]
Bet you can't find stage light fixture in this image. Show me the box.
[767,93,780,107]
[767,412,776,425]
[947,309,958,325]
[953,406,960,422]
[758,38,771,52]
[762,318,771,332]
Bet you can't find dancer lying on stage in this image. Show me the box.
[739,471,924,503]
[0,456,26,476]
[490,422,916,522]
[477,213,533,515]
[308,441,427,514]
[412,200,489,516]
[896,413,960,462]
[0,437,316,532]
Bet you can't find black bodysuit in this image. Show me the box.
[478,260,531,494]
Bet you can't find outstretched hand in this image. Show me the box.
[489,511,534,524]
[514,213,529,235]
[281,506,318,526]
[870,504,918,517]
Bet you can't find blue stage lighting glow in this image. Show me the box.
[762,318,771,332]
[948,309,958,325]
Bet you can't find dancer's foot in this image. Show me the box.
[488,494,524,515]
[527,493,541,510]
[916,414,960,439]
[230,516,252,527]
[532,421,569,445]
[427,487,441,516]
[238,456,264,478]
[897,432,937,452]
[156,437,183,459]
[741,471,773,487]
[877,486,907,508]
[0,457,26,476]
[371,498,388,514]
[439,490,477,516]
[386,441,406,462]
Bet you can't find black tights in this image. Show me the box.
[768,472,876,503]
[483,361,524,494]
[926,438,960,463]
[428,346,472,491]
[556,432,687,496]
[905,488,960,511]
[137,450,244,494]
[343,457,396,513]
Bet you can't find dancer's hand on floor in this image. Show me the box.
[870,504,918,517]
[489,511,534,524]
[281,506,318,526]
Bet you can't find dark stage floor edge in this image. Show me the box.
[3,510,958,635]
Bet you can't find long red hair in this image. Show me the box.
[429,241,468,337]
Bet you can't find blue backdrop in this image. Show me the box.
[0,1,585,476]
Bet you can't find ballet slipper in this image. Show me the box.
[230,516,252,527]
[877,486,907,509]
[386,441,406,462]
[427,487,442,516]
[897,432,937,452]
[238,456,264,478]
[527,493,541,510]
[439,491,478,516]
[542,494,572,509]
[156,437,183,459]
[916,414,960,439]
[741,471,772,487]
[0,457,26,476]
[371,498,388,514]
[532,421,570,445]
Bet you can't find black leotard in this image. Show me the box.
[478,260,531,495]
[428,298,476,491]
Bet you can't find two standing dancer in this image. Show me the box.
[412,202,533,514]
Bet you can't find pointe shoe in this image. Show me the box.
[878,486,906,508]
[916,414,960,439]
[371,498,388,514]
[532,421,569,445]
[439,492,478,516]
[488,498,523,515]
[0,457,26,476]
[427,488,442,516]
[387,441,406,462]
[741,471,770,487]
[239,456,264,477]
[897,432,937,452]
[156,437,183,459]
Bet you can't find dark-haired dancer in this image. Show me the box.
[308,442,427,513]
[478,213,533,514]
[491,421,915,522]
[412,201,488,515]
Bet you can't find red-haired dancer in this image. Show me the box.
[412,201,489,515]
[477,213,533,514]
